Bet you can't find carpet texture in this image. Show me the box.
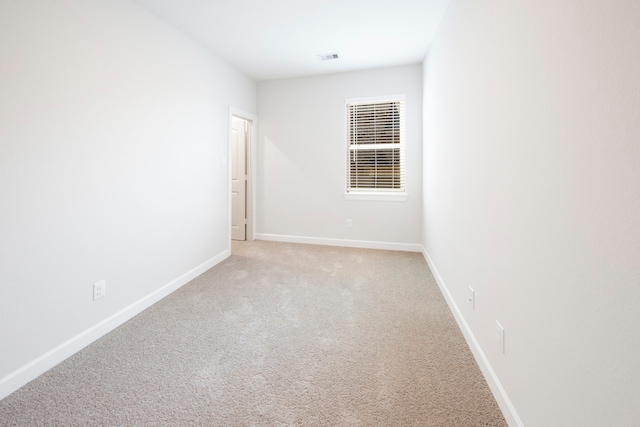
[0,241,507,426]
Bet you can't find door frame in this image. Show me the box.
[228,107,257,247]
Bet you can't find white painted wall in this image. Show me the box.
[422,1,640,426]
[256,65,423,250]
[0,0,255,398]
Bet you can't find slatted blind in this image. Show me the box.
[346,97,406,192]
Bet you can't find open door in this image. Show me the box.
[231,117,247,241]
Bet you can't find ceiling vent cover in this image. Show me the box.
[318,53,339,61]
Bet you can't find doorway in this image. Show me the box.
[229,109,255,243]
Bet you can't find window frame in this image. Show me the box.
[344,94,407,202]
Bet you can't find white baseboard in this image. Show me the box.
[421,246,524,427]
[0,249,230,401]
[255,233,422,252]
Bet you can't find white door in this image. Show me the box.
[231,117,247,240]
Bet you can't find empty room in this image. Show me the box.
[1,1,639,426]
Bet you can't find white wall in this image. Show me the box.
[257,65,423,251]
[0,0,255,399]
[422,1,640,426]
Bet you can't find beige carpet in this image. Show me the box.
[0,241,507,426]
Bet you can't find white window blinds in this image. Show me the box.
[346,96,406,193]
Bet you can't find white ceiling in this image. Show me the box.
[133,0,450,81]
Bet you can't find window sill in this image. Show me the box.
[344,192,408,202]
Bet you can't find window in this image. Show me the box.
[345,95,406,201]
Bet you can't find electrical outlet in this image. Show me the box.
[93,280,106,301]
[468,286,475,310]
[346,219,353,228]
[496,321,505,354]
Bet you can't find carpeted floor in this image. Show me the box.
[0,241,507,426]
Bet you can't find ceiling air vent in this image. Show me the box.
[318,53,339,61]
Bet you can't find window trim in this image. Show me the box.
[344,94,407,202]
[344,192,408,202]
